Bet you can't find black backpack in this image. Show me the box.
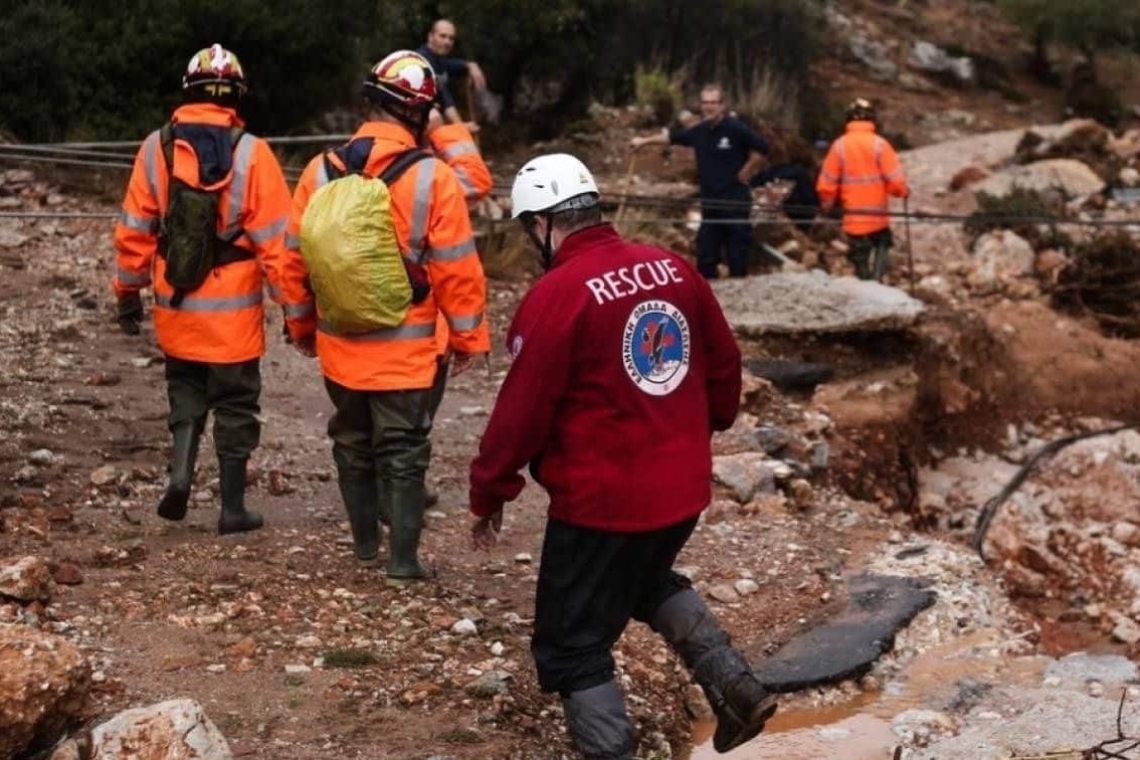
[157,123,255,307]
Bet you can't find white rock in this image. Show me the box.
[734,579,760,597]
[451,619,479,637]
[284,664,311,675]
[29,449,55,466]
[513,553,533,564]
[295,635,322,649]
[77,699,232,759]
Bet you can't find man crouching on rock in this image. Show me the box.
[468,153,777,758]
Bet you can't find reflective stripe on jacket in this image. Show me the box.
[285,121,491,391]
[112,103,301,363]
[815,121,909,236]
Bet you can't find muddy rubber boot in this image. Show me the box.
[384,480,428,586]
[217,457,264,535]
[652,589,777,753]
[157,423,200,521]
[561,681,636,760]
[337,470,381,566]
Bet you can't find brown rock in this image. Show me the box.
[0,626,90,758]
[1034,249,1068,277]
[430,615,460,630]
[0,556,52,602]
[226,637,257,659]
[949,166,989,191]
[267,470,295,496]
[401,680,442,705]
[51,563,83,586]
[788,479,814,509]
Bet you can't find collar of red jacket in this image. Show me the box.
[846,120,877,134]
[550,223,620,269]
[351,121,416,149]
[170,103,245,128]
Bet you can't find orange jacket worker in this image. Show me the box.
[283,50,491,583]
[113,44,306,534]
[816,98,909,280]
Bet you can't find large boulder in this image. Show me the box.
[51,699,233,760]
[971,230,1035,289]
[974,158,1105,200]
[0,555,52,603]
[0,625,90,758]
[713,271,924,336]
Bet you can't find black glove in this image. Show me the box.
[117,293,143,336]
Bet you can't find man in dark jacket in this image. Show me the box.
[631,84,769,278]
[469,153,777,758]
[416,18,487,127]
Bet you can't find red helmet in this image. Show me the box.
[182,44,247,97]
[362,50,437,108]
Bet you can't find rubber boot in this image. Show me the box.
[384,479,428,586]
[652,589,777,753]
[849,249,872,280]
[871,239,891,281]
[217,457,264,535]
[157,423,200,521]
[561,681,636,760]
[337,470,381,566]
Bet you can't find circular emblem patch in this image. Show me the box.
[623,300,691,396]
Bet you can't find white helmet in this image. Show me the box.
[511,153,599,219]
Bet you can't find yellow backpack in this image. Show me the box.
[299,142,430,334]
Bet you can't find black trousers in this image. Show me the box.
[164,356,260,459]
[531,516,698,695]
[697,199,753,279]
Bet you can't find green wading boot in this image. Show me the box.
[384,480,429,586]
[157,423,200,521]
[338,470,382,566]
[217,457,264,535]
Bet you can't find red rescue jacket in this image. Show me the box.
[469,224,742,532]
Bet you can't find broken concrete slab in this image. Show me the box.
[913,687,1140,759]
[714,272,924,336]
[754,574,935,692]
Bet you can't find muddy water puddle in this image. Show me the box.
[686,631,1048,759]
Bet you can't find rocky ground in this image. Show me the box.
[5,1,1140,755]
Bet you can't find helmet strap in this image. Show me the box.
[522,212,557,271]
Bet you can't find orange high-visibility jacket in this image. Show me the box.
[426,123,492,358]
[113,103,307,363]
[816,121,909,236]
[285,121,491,391]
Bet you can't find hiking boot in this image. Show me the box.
[157,423,200,521]
[651,588,778,753]
[337,469,381,564]
[217,456,263,535]
[561,681,636,760]
[384,479,428,586]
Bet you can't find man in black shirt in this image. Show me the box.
[632,84,769,278]
[416,18,488,128]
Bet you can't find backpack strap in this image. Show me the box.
[159,122,175,174]
[378,148,431,185]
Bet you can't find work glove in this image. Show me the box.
[117,293,143,336]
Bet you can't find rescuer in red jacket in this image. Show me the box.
[469,153,777,758]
